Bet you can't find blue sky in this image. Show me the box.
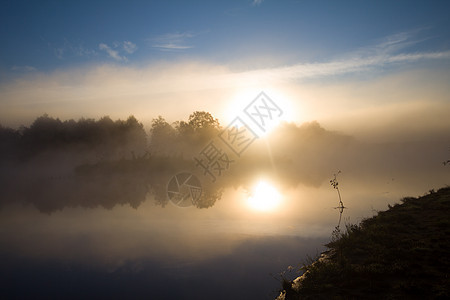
[1,3,449,297]
[1,0,449,135]
[2,0,449,72]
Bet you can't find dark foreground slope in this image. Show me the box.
[278,187,450,299]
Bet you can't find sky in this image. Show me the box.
[2,0,450,69]
[1,2,450,298]
[1,0,450,134]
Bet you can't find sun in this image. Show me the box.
[223,88,295,137]
[247,180,282,212]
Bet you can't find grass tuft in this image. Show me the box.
[278,186,450,299]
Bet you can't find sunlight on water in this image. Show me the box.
[247,180,282,212]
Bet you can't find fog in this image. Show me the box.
[2,113,447,212]
[0,109,448,299]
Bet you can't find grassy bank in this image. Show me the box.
[278,186,450,299]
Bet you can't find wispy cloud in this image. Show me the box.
[2,31,449,129]
[242,31,450,82]
[252,0,263,6]
[98,41,137,61]
[350,29,430,60]
[150,32,196,51]
[122,41,137,54]
[249,50,450,82]
[11,65,37,72]
[54,39,137,61]
[99,43,126,61]
[54,40,96,60]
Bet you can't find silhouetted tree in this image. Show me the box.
[149,116,177,155]
[176,111,222,151]
[0,124,20,161]
[121,115,148,157]
[193,185,223,208]
[15,114,147,160]
[188,111,220,131]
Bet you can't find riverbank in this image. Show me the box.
[277,186,450,299]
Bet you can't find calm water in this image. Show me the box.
[1,129,448,299]
[1,173,446,299]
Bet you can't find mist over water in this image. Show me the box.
[2,1,450,298]
[0,112,448,299]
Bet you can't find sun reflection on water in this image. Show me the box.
[247,180,282,212]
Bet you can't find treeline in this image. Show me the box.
[0,112,359,212]
[0,111,223,212]
[149,111,221,156]
[0,114,146,161]
[0,111,221,161]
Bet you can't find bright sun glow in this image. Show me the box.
[247,180,282,212]
[223,88,295,137]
